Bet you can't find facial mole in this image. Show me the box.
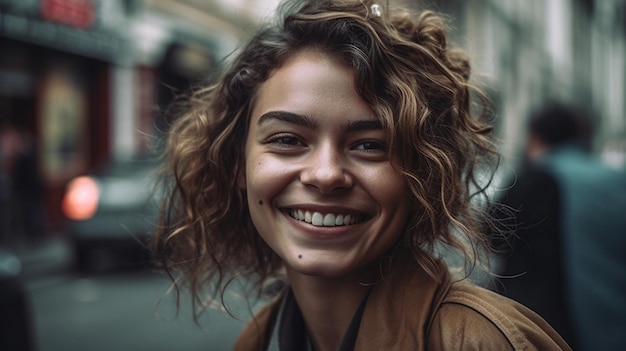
[258,200,263,205]
[298,255,303,259]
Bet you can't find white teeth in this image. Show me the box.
[312,212,323,226]
[345,214,352,225]
[323,214,336,226]
[289,210,361,227]
[335,214,344,226]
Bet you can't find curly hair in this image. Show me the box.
[153,0,498,315]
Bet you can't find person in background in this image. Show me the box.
[152,1,571,349]
[491,101,626,350]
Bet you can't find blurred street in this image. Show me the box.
[5,235,252,351]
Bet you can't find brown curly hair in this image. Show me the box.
[153,0,498,315]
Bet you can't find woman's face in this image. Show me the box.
[242,49,411,278]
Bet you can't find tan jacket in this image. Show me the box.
[234,258,571,350]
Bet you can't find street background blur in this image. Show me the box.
[0,0,624,350]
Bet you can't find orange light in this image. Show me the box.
[62,176,100,220]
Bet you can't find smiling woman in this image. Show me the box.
[242,49,410,280]
[152,1,572,350]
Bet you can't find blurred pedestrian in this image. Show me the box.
[490,101,626,350]
[153,1,571,350]
[0,115,45,242]
[13,128,46,239]
[0,116,24,242]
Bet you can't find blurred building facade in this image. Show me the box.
[0,0,274,234]
[1,0,624,235]
[432,0,626,168]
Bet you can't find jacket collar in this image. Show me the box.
[354,255,452,350]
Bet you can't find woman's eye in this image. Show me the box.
[268,135,304,148]
[353,140,386,152]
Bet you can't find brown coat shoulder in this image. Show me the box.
[427,281,571,350]
[234,259,572,350]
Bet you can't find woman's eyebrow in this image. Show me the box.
[343,119,382,133]
[257,110,381,132]
[257,111,317,129]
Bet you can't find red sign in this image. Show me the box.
[41,0,96,29]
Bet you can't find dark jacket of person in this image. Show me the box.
[489,164,577,347]
[539,145,626,351]
[234,256,571,350]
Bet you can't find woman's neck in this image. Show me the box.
[285,265,379,351]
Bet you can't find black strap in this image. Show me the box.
[337,289,370,351]
[267,288,371,351]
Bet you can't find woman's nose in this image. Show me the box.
[299,144,353,193]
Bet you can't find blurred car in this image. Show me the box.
[61,158,160,272]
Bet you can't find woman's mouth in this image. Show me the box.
[287,209,367,227]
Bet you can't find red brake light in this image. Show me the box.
[62,176,100,220]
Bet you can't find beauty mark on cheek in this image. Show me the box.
[258,200,263,205]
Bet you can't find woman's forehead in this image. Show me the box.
[250,50,370,118]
